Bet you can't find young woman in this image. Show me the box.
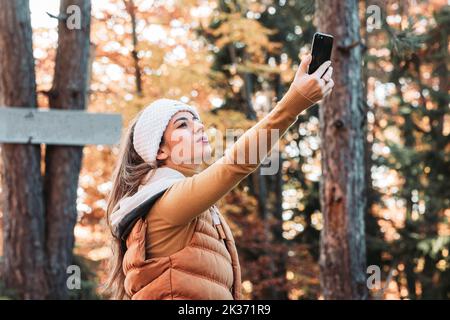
[104,54,334,299]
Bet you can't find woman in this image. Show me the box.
[104,53,334,299]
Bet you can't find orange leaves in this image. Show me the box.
[207,12,282,62]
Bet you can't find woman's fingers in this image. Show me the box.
[313,60,331,79]
[323,87,333,97]
[317,73,334,96]
[318,78,326,88]
[322,66,333,82]
[290,53,334,105]
[298,54,312,74]
[322,79,335,96]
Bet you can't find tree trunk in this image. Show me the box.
[316,0,368,299]
[123,0,143,96]
[44,0,91,299]
[0,0,49,299]
[269,72,288,299]
[227,45,257,120]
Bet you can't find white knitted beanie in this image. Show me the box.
[133,98,201,164]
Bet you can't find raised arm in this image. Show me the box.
[155,55,334,225]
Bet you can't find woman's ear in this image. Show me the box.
[156,146,169,161]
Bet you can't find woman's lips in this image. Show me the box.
[196,135,209,144]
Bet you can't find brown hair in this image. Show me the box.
[102,111,164,299]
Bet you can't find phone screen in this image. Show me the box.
[308,32,334,76]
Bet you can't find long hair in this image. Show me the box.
[102,111,164,299]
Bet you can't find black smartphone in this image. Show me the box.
[308,32,334,76]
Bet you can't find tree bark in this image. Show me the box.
[227,45,257,120]
[0,0,49,299]
[123,0,143,96]
[270,72,288,299]
[44,0,92,299]
[316,0,368,299]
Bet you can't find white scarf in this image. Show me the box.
[109,167,185,239]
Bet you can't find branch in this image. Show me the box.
[46,12,67,21]
[337,39,361,53]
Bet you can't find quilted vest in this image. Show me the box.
[122,205,242,300]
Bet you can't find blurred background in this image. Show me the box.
[0,0,448,300]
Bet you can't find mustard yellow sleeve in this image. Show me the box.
[154,87,313,225]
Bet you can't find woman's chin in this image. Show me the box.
[203,151,212,163]
[189,142,212,164]
[194,149,212,164]
[203,145,212,158]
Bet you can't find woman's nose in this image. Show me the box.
[193,120,204,133]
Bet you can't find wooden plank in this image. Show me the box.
[0,106,122,146]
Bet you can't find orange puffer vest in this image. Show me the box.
[122,205,242,300]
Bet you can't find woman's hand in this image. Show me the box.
[289,53,334,106]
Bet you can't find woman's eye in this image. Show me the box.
[178,122,187,128]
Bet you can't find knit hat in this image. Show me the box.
[133,98,201,164]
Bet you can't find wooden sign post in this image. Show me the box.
[0,106,122,146]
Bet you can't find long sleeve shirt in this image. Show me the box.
[144,86,312,257]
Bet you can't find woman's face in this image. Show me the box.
[156,111,211,166]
